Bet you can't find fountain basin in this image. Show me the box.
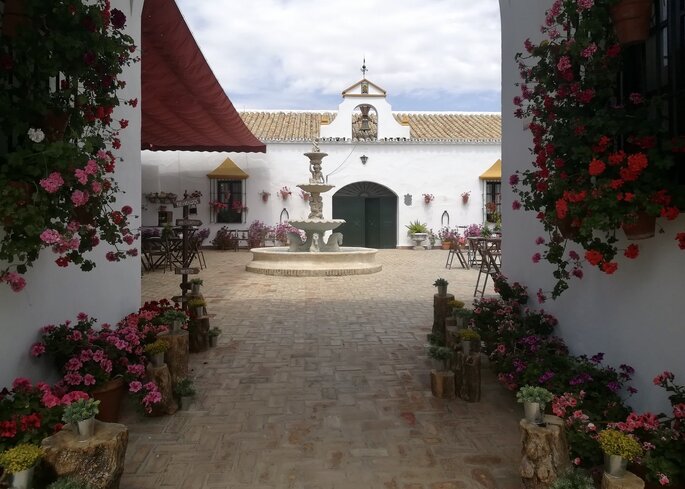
[287,219,345,232]
[246,247,382,276]
[297,183,336,193]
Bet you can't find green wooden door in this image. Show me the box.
[379,197,397,248]
[365,198,381,248]
[333,197,364,246]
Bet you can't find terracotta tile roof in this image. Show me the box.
[238,111,501,142]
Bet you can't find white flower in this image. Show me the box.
[28,128,45,143]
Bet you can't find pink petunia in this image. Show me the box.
[40,229,61,245]
[128,381,142,393]
[39,172,65,193]
[71,190,89,207]
[30,342,46,357]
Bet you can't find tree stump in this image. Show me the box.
[188,316,210,353]
[432,293,454,340]
[159,330,188,384]
[601,472,645,489]
[445,326,459,349]
[430,370,455,399]
[145,363,178,416]
[520,416,571,489]
[453,351,481,402]
[41,421,128,489]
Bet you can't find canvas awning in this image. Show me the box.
[207,158,249,180]
[479,159,502,180]
[141,0,266,153]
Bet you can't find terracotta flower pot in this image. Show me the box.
[611,0,652,45]
[622,212,656,240]
[441,241,451,250]
[556,215,579,240]
[92,377,126,423]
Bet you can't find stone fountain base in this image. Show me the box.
[246,247,382,276]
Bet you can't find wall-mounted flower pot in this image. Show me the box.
[92,377,126,423]
[611,0,652,45]
[622,212,655,240]
[556,216,579,240]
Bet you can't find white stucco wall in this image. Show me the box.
[0,0,142,388]
[141,140,501,246]
[499,0,685,413]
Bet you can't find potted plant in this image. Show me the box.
[511,0,682,299]
[0,443,43,489]
[610,0,653,45]
[597,429,643,478]
[173,379,196,410]
[405,220,429,249]
[427,344,455,399]
[279,186,292,200]
[62,398,100,438]
[516,385,554,425]
[260,191,271,202]
[457,329,481,355]
[159,310,188,333]
[437,227,456,250]
[208,327,221,348]
[433,278,449,297]
[550,469,596,489]
[144,339,170,368]
[461,191,471,204]
[422,193,435,204]
[211,226,238,251]
[0,0,139,292]
[189,278,203,295]
[187,298,206,318]
[247,220,273,248]
[274,222,303,246]
[47,478,95,489]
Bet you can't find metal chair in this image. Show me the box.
[474,239,502,297]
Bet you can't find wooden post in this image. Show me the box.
[453,351,481,402]
[433,293,454,340]
[145,363,178,416]
[520,416,571,489]
[188,316,210,353]
[160,330,188,384]
[42,421,128,489]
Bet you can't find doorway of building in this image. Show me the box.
[332,182,397,248]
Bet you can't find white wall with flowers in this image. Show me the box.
[499,0,685,413]
[141,137,501,247]
[0,0,143,388]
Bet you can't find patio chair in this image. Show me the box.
[474,239,502,298]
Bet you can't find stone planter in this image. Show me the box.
[411,233,428,250]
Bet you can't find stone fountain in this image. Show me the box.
[246,142,381,276]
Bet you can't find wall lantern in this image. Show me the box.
[360,154,368,165]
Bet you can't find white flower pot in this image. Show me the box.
[150,352,165,368]
[77,416,96,438]
[191,284,201,295]
[172,319,183,332]
[12,466,34,489]
[209,335,218,347]
[179,396,193,410]
[523,401,544,424]
[604,453,628,478]
[462,340,471,355]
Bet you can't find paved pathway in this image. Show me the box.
[122,249,520,489]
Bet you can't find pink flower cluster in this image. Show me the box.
[0,271,26,292]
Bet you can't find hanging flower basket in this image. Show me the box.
[622,212,656,240]
[610,0,652,45]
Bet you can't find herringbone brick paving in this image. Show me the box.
[123,249,521,489]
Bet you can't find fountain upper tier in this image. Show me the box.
[297,183,335,194]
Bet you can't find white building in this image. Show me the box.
[141,77,502,248]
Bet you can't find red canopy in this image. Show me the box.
[141,0,265,152]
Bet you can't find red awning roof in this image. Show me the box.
[141,0,265,153]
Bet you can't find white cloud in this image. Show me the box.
[176,0,502,110]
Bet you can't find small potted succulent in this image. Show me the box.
[187,298,206,318]
[208,327,221,348]
[457,329,480,355]
[144,339,170,368]
[433,278,448,297]
[516,385,554,425]
[597,429,643,478]
[173,379,196,410]
[0,443,43,489]
[159,310,187,333]
[62,398,101,438]
[189,278,203,295]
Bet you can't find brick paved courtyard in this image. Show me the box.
[122,249,521,489]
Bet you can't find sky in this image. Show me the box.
[176,0,502,112]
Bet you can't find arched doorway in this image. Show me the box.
[332,182,397,248]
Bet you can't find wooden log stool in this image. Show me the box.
[430,370,455,399]
[601,472,645,489]
[159,330,188,384]
[41,421,128,489]
[145,363,178,416]
[188,316,210,353]
[520,415,571,489]
[453,350,481,402]
[432,293,454,340]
